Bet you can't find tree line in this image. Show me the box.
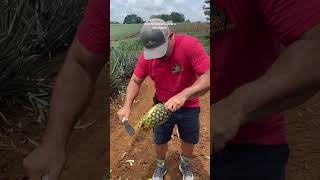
[117,12,186,24]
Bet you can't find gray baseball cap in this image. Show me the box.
[140,18,171,60]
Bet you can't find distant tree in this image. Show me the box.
[185,19,191,23]
[123,14,144,24]
[151,14,171,22]
[203,0,210,21]
[150,12,185,23]
[171,12,185,23]
[110,21,120,24]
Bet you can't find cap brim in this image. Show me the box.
[143,40,168,60]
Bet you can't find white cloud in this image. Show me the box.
[175,0,184,3]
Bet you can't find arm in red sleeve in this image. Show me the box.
[256,0,320,45]
[186,36,210,75]
[225,0,320,125]
[76,0,108,55]
[133,52,149,79]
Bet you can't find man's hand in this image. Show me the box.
[117,107,131,122]
[23,144,66,180]
[164,93,187,112]
[212,96,245,152]
[164,71,210,112]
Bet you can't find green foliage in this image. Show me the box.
[150,14,172,22]
[170,12,185,23]
[185,31,210,53]
[0,0,85,118]
[123,14,144,24]
[150,12,185,23]
[110,39,142,95]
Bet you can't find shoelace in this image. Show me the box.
[154,165,166,176]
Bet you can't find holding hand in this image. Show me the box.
[212,98,245,152]
[164,93,187,112]
[23,143,66,180]
[117,106,131,122]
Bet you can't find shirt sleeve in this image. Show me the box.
[76,0,108,55]
[256,0,320,46]
[133,52,149,79]
[186,36,210,76]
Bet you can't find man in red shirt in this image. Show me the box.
[117,18,210,180]
[212,0,320,179]
[22,0,107,179]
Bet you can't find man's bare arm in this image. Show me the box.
[165,71,210,112]
[117,75,144,121]
[122,75,144,109]
[42,38,106,148]
[228,24,320,124]
[180,70,210,100]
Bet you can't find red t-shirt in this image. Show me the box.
[134,34,210,107]
[76,0,108,55]
[212,0,320,145]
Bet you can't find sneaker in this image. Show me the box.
[152,163,167,180]
[179,163,194,180]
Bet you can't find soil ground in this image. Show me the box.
[1,70,320,179]
[285,93,320,180]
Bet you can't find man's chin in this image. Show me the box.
[159,55,167,60]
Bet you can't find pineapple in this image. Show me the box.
[135,103,171,130]
[123,103,171,136]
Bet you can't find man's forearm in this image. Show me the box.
[242,88,318,123]
[42,39,105,148]
[123,77,142,109]
[181,71,210,100]
[43,58,96,148]
[229,28,320,124]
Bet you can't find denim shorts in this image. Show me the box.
[153,107,200,145]
[212,144,289,180]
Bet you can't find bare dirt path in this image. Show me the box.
[109,78,211,179]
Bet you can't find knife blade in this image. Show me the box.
[122,117,135,136]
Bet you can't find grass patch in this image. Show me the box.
[110,24,142,41]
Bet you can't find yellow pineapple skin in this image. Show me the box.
[135,103,171,130]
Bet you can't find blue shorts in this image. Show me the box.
[153,107,200,145]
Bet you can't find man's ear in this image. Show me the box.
[169,32,174,39]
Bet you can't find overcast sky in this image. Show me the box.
[110,0,207,23]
